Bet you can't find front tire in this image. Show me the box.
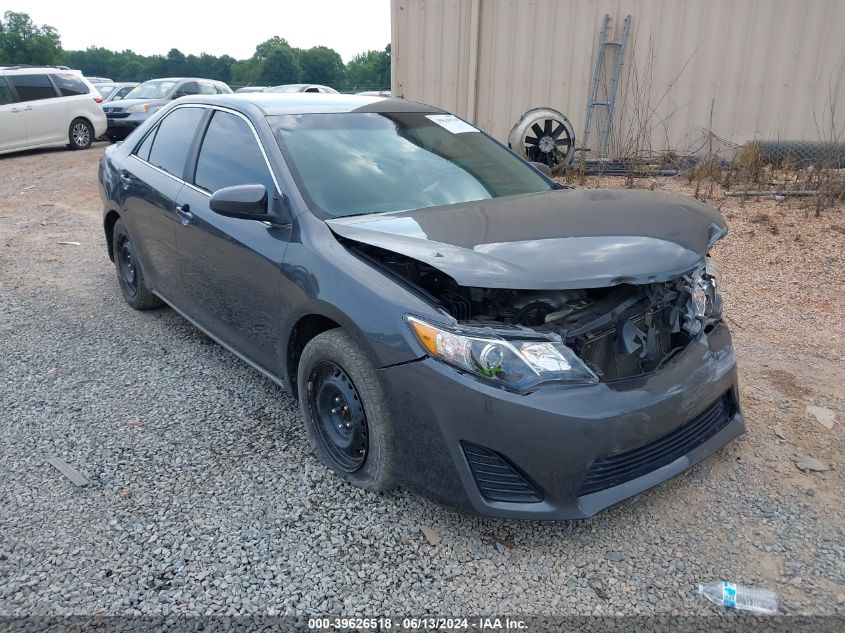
[68,118,93,150]
[112,218,163,310]
[297,329,395,491]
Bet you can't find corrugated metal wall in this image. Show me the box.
[392,0,845,156]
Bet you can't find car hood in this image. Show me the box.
[104,98,170,112]
[326,189,727,289]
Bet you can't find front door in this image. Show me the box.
[175,109,291,375]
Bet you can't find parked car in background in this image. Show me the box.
[235,86,267,93]
[104,77,232,140]
[356,90,391,97]
[94,82,139,103]
[98,93,743,519]
[0,65,106,155]
[264,84,338,94]
[85,76,112,84]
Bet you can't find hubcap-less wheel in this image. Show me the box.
[118,236,138,296]
[308,361,368,472]
[72,122,90,147]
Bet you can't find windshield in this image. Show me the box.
[125,80,177,100]
[270,112,553,217]
[96,85,116,99]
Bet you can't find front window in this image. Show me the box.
[125,80,177,100]
[270,112,553,218]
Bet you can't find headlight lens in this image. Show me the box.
[125,103,152,114]
[406,316,598,391]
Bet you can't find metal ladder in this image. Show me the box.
[582,14,631,158]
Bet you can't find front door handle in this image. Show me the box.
[175,203,193,223]
[23,106,34,111]
[10,108,21,113]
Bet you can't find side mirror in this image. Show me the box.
[210,184,268,219]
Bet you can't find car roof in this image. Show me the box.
[140,77,227,84]
[0,65,78,74]
[176,93,443,115]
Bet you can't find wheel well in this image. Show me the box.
[104,211,120,261]
[287,314,341,397]
[70,115,92,129]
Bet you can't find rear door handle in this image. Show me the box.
[23,106,34,111]
[10,108,21,113]
[175,203,193,223]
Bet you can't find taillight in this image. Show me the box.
[94,96,103,103]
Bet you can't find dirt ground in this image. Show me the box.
[1,144,843,615]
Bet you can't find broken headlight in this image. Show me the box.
[682,259,723,336]
[406,316,598,391]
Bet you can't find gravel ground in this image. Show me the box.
[1,146,843,617]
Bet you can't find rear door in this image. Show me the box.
[175,108,290,374]
[121,105,207,301]
[8,74,66,145]
[0,76,27,151]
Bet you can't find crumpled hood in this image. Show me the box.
[327,189,727,289]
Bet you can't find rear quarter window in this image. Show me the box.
[52,73,90,96]
[9,74,57,102]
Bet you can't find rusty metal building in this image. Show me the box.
[391,0,845,157]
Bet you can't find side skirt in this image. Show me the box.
[153,291,292,395]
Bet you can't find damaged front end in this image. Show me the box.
[348,241,724,392]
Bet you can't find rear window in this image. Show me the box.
[0,77,15,105]
[52,73,90,96]
[146,107,205,178]
[9,74,57,102]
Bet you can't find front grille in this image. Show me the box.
[578,392,735,496]
[106,112,130,119]
[462,442,542,503]
[578,310,679,381]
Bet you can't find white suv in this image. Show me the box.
[0,65,107,155]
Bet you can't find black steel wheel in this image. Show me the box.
[118,234,139,298]
[307,361,368,472]
[297,329,395,491]
[111,218,163,310]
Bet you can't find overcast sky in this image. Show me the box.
[10,0,391,62]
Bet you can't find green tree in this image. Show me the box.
[259,45,300,85]
[0,11,62,65]
[343,44,390,92]
[299,46,344,88]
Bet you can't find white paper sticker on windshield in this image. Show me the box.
[426,114,479,134]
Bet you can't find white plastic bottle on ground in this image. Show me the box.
[698,581,779,614]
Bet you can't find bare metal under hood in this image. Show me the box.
[327,189,727,289]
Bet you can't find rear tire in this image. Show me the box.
[112,218,163,310]
[297,329,395,492]
[68,118,93,150]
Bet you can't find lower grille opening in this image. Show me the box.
[462,442,543,504]
[578,392,736,496]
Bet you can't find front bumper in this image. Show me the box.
[105,113,148,138]
[379,322,743,519]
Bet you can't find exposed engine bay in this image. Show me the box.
[348,241,723,382]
